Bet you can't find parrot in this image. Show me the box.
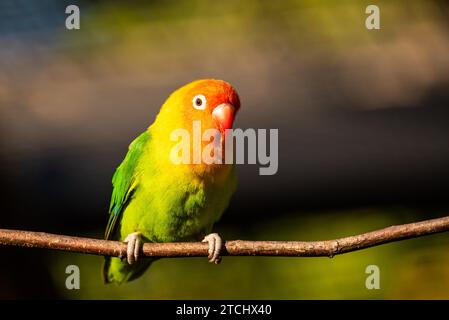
[103,79,241,284]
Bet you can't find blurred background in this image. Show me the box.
[1,0,449,299]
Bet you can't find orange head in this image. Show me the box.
[157,79,241,135]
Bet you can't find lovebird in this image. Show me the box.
[103,79,241,284]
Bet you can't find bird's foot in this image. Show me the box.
[124,232,142,265]
[202,233,223,264]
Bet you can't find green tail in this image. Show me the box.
[103,257,156,284]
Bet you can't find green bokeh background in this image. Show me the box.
[51,209,449,299]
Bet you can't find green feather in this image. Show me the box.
[105,131,150,240]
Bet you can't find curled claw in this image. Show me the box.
[202,233,223,264]
[124,232,142,265]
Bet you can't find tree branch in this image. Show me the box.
[0,216,448,258]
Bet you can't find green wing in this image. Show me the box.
[104,131,150,240]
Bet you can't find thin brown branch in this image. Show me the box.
[0,216,448,258]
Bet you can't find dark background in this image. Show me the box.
[1,0,449,299]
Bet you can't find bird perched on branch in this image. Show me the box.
[103,79,240,284]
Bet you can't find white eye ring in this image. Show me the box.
[192,94,207,110]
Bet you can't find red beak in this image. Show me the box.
[212,103,235,133]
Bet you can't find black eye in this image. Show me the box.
[192,94,206,110]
